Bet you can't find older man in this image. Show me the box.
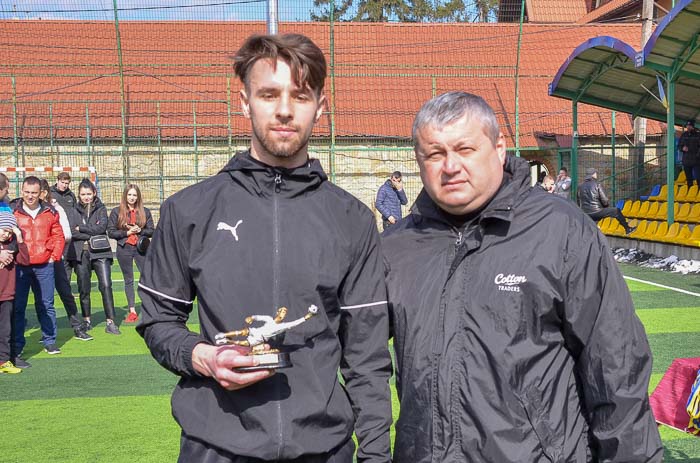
[382,91,662,462]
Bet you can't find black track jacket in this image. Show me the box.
[137,151,392,461]
[382,156,662,462]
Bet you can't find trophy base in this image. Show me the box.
[234,351,291,372]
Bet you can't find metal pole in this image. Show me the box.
[611,110,616,204]
[329,0,336,182]
[666,79,675,223]
[86,103,93,167]
[193,102,199,182]
[112,0,128,183]
[227,76,232,153]
[513,0,526,157]
[571,100,579,192]
[11,76,18,164]
[267,0,278,35]
[633,0,654,194]
[157,102,164,204]
[431,76,437,97]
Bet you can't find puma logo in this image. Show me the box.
[217,220,243,242]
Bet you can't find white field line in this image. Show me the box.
[624,276,700,298]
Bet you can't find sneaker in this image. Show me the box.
[73,329,94,341]
[105,322,121,335]
[44,344,61,355]
[0,360,22,374]
[626,226,637,235]
[82,321,93,332]
[13,356,31,369]
[124,312,139,323]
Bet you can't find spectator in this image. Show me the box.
[71,178,119,335]
[538,174,555,193]
[50,172,78,211]
[108,184,154,324]
[137,33,392,462]
[376,170,408,230]
[577,168,635,234]
[0,213,29,374]
[0,173,11,207]
[39,180,92,341]
[678,120,700,188]
[12,176,65,363]
[553,167,572,198]
[382,91,662,462]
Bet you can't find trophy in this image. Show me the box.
[214,305,318,372]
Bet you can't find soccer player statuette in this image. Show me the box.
[214,305,318,371]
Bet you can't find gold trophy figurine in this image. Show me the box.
[214,305,318,372]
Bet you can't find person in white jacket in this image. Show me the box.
[39,180,92,341]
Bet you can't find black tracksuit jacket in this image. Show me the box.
[382,156,662,462]
[137,151,392,461]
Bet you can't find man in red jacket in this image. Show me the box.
[12,176,65,366]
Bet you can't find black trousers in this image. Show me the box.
[588,207,631,231]
[75,250,116,320]
[115,244,145,308]
[0,299,12,363]
[178,433,355,463]
[54,260,81,330]
[683,164,700,188]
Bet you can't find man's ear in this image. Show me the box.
[314,94,327,123]
[496,132,507,165]
[239,89,251,119]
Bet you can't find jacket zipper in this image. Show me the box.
[273,172,284,458]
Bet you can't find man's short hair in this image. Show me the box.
[0,173,8,190]
[687,120,696,128]
[233,33,327,97]
[560,167,568,174]
[57,172,71,182]
[22,176,41,187]
[412,91,500,148]
[392,171,402,179]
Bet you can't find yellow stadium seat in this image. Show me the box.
[621,200,633,215]
[688,204,700,224]
[649,185,668,201]
[598,217,611,233]
[629,220,648,239]
[687,185,699,202]
[659,222,680,243]
[669,224,692,245]
[646,201,659,219]
[677,203,691,222]
[653,222,669,242]
[676,184,689,201]
[654,202,667,220]
[675,170,686,185]
[610,221,626,236]
[680,225,700,247]
[641,221,659,240]
[637,201,650,219]
[628,200,641,217]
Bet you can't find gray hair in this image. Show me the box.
[412,91,500,147]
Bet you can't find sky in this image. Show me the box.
[0,0,316,22]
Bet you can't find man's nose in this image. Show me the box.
[442,151,462,175]
[276,94,293,121]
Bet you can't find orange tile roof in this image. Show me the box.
[0,20,663,148]
[525,0,588,23]
[577,0,639,24]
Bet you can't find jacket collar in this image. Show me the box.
[410,155,532,228]
[11,198,52,216]
[220,150,327,198]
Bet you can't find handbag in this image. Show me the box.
[88,234,111,253]
[136,235,151,255]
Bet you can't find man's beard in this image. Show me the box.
[253,122,307,159]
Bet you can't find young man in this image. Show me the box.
[375,170,408,230]
[12,176,65,363]
[50,172,77,211]
[678,120,700,188]
[553,166,571,198]
[137,34,392,462]
[577,167,635,234]
[382,92,662,462]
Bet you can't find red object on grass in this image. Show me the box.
[649,357,700,436]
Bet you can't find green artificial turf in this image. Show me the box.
[0,263,698,462]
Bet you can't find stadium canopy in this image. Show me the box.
[548,0,700,222]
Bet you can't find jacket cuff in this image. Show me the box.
[181,335,210,377]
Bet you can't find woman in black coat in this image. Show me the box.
[107,184,154,323]
[72,178,119,335]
